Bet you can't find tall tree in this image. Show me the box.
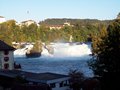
[69,70,85,90]
[89,19,120,90]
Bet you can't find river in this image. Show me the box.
[14,42,93,77]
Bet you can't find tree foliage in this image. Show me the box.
[69,70,85,90]
[0,19,110,45]
[89,19,120,90]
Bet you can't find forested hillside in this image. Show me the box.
[39,18,111,26]
[0,18,112,45]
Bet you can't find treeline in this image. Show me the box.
[0,19,112,45]
[89,19,120,90]
[39,18,111,26]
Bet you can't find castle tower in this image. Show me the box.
[0,40,15,70]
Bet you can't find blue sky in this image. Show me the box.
[1,0,120,22]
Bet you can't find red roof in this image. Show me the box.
[0,40,15,51]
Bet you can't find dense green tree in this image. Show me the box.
[0,20,18,45]
[0,18,110,44]
[89,19,120,90]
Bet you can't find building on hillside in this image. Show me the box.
[21,20,36,26]
[48,25,64,30]
[63,22,71,26]
[0,16,6,23]
[48,22,73,30]
[0,70,70,90]
[0,40,21,70]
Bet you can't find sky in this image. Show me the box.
[1,0,120,22]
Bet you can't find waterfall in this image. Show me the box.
[14,42,91,58]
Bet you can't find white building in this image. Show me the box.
[0,16,6,23]
[21,20,36,26]
[48,21,73,30]
[0,40,15,70]
[63,22,71,26]
[48,25,63,30]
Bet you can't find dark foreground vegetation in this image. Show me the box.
[0,75,50,90]
[89,19,120,90]
[68,19,120,90]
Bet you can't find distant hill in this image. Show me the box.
[39,18,112,26]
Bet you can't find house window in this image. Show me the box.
[4,63,9,69]
[4,51,9,55]
[4,57,9,62]
[50,83,56,88]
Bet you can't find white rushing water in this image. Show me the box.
[14,42,93,77]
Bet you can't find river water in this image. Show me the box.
[14,42,93,77]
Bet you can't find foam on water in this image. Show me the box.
[14,42,91,58]
[14,44,33,57]
[14,42,93,77]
